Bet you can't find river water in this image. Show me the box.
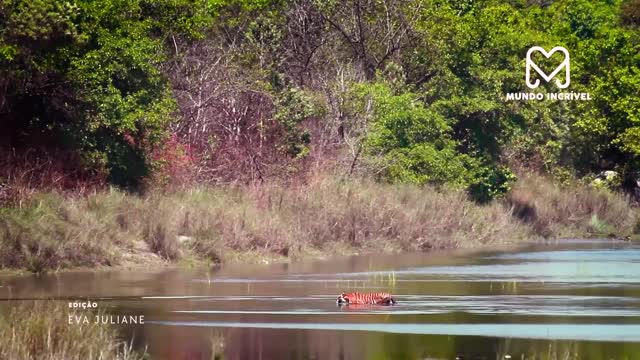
[1,239,639,359]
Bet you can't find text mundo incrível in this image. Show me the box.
[505,46,591,101]
[506,92,591,101]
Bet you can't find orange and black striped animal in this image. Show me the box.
[336,292,397,306]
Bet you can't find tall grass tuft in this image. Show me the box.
[128,177,529,259]
[506,173,637,238]
[0,301,143,360]
[276,178,529,251]
[0,173,637,272]
[0,193,119,273]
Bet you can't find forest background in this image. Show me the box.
[0,0,639,272]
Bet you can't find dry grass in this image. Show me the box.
[0,193,120,273]
[0,301,143,360]
[109,177,530,263]
[0,148,104,207]
[506,173,638,238]
[274,178,529,251]
[0,174,637,273]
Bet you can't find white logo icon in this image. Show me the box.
[525,46,570,89]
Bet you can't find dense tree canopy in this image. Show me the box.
[0,0,638,198]
[0,0,217,187]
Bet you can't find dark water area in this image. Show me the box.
[1,240,640,359]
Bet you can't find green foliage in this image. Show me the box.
[1,0,639,197]
[350,81,515,200]
[273,86,317,158]
[551,0,640,180]
[397,0,640,190]
[469,165,518,203]
[352,82,470,187]
[0,0,218,188]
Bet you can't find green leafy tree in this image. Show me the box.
[349,81,516,200]
[0,0,218,188]
[359,83,472,187]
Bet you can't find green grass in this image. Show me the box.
[0,174,637,273]
[0,301,144,360]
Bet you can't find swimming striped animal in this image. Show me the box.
[336,292,397,306]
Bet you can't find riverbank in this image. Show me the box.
[0,174,638,273]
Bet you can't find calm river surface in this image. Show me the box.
[1,239,640,359]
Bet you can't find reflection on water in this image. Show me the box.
[1,240,639,359]
[148,321,640,342]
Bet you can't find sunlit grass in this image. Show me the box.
[1,174,637,273]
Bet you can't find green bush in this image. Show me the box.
[350,82,515,201]
[351,82,471,185]
[469,165,517,203]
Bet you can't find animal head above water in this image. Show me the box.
[336,293,350,305]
